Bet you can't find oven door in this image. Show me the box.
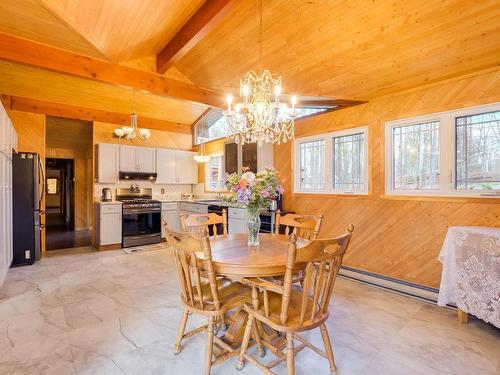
[122,207,161,247]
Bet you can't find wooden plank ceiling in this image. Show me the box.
[0,0,498,128]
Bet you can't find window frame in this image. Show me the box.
[293,126,369,195]
[385,102,500,198]
[204,153,226,192]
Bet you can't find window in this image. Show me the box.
[294,127,368,194]
[193,106,338,145]
[456,111,500,190]
[205,155,225,191]
[333,132,366,191]
[392,121,440,190]
[299,139,326,190]
[386,103,500,197]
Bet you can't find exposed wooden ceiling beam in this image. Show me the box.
[299,99,366,107]
[0,33,225,108]
[1,95,192,134]
[157,0,242,74]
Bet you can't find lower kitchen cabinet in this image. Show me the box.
[161,202,180,236]
[96,203,122,249]
[228,207,247,234]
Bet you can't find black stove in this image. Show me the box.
[116,187,162,248]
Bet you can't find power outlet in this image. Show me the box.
[161,188,165,194]
[25,250,31,259]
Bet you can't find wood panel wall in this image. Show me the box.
[92,121,193,150]
[274,69,500,288]
[8,110,47,253]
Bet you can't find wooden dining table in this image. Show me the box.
[194,233,310,357]
[195,232,309,278]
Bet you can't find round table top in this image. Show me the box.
[196,233,309,277]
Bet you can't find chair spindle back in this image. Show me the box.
[274,211,323,241]
[166,227,221,312]
[280,225,353,325]
[180,210,228,239]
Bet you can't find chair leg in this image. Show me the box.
[286,332,295,375]
[205,317,215,375]
[236,315,254,370]
[252,320,265,358]
[174,308,189,355]
[320,324,337,374]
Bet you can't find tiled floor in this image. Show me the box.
[0,246,498,375]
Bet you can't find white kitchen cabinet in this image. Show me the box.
[161,202,180,237]
[136,147,156,173]
[156,149,198,184]
[119,145,138,172]
[156,149,177,184]
[228,207,247,234]
[96,143,120,183]
[175,150,198,184]
[119,146,155,173]
[96,203,122,247]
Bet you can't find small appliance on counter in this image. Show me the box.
[101,188,112,202]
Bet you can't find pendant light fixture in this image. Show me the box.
[114,90,151,141]
[193,112,211,163]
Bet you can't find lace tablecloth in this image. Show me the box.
[437,226,500,328]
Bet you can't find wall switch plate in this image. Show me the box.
[25,250,30,259]
[161,188,165,194]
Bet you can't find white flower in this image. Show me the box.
[241,171,256,187]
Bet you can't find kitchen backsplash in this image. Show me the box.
[94,182,220,201]
[94,181,192,201]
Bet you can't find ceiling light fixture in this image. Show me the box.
[193,112,211,163]
[114,91,151,141]
[224,0,296,145]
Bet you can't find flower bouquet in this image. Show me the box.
[224,167,284,246]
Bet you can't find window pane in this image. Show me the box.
[299,139,325,190]
[333,132,365,191]
[207,156,223,190]
[393,121,440,190]
[456,111,500,190]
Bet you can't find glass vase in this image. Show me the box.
[247,209,261,247]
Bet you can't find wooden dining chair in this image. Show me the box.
[274,211,323,240]
[180,210,228,238]
[236,225,354,375]
[165,227,264,375]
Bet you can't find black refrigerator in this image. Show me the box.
[12,152,44,266]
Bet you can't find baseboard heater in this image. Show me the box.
[339,266,440,303]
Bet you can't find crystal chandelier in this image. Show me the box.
[223,0,297,145]
[114,90,151,141]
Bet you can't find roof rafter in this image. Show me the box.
[0,33,225,108]
[157,0,242,74]
[1,95,192,134]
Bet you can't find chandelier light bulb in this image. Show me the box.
[291,95,297,107]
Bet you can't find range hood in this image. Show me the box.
[119,171,157,181]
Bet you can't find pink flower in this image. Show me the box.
[262,190,270,198]
[277,185,284,194]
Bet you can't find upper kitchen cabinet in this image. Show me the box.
[175,150,198,184]
[156,149,176,184]
[156,149,197,184]
[119,146,155,173]
[96,143,119,183]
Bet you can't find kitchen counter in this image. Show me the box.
[96,201,122,205]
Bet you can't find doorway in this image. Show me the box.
[45,158,90,250]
